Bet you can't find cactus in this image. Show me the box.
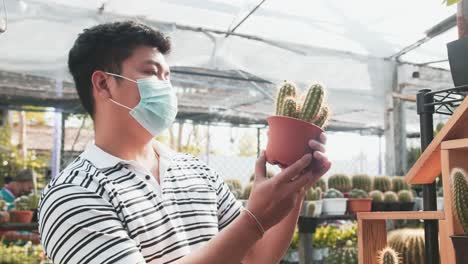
[377,247,400,264]
[350,188,369,199]
[314,105,330,128]
[281,97,299,118]
[383,191,398,203]
[299,84,325,123]
[325,246,357,264]
[306,187,322,201]
[451,168,468,234]
[370,190,384,202]
[243,183,252,200]
[351,174,372,193]
[328,174,352,193]
[14,195,32,211]
[324,188,344,198]
[306,201,316,217]
[392,177,410,193]
[397,190,413,203]
[313,178,327,192]
[225,179,243,199]
[275,81,297,115]
[388,228,425,264]
[373,176,392,192]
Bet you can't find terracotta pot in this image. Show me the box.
[347,198,372,214]
[451,235,468,264]
[9,210,33,223]
[266,116,323,167]
[0,211,10,223]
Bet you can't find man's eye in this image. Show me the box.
[145,71,158,75]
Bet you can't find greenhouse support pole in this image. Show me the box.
[51,78,63,179]
[257,127,261,157]
[417,89,439,264]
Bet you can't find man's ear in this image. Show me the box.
[91,71,112,100]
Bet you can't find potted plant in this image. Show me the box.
[328,174,352,197]
[312,225,337,261]
[0,196,9,223]
[347,188,372,214]
[322,188,347,215]
[450,168,468,263]
[266,82,330,167]
[325,240,358,263]
[351,174,372,193]
[304,187,322,217]
[383,191,399,211]
[373,176,392,193]
[397,190,414,211]
[9,195,34,223]
[370,190,385,211]
[391,176,410,193]
[313,177,327,192]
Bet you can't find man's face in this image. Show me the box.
[19,181,34,195]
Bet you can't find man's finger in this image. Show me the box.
[319,133,327,144]
[254,151,267,183]
[276,154,312,183]
[308,140,326,153]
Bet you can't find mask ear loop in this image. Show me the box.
[104,72,137,110]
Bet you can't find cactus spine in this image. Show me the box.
[397,190,413,203]
[350,188,369,199]
[373,176,392,192]
[300,84,325,122]
[325,246,357,264]
[388,228,424,264]
[328,174,352,193]
[383,191,398,203]
[378,247,400,264]
[370,190,384,202]
[352,174,372,192]
[392,177,410,193]
[276,81,296,115]
[324,188,344,198]
[306,201,316,217]
[314,105,330,128]
[281,97,299,118]
[451,168,468,234]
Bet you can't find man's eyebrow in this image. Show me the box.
[143,59,161,67]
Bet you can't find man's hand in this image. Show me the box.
[302,132,331,191]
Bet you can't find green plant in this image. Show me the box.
[351,174,372,193]
[443,0,461,6]
[328,174,352,193]
[392,177,410,193]
[313,225,338,248]
[373,176,392,192]
[313,178,327,192]
[305,187,322,201]
[451,168,468,234]
[290,228,299,250]
[242,183,252,200]
[275,82,330,128]
[383,191,398,203]
[335,223,358,246]
[397,190,413,203]
[14,195,32,211]
[350,188,368,198]
[306,201,316,217]
[388,228,425,264]
[324,188,344,198]
[377,247,400,264]
[370,190,384,202]
[325,245,357,264]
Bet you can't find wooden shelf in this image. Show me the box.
[441,138,468,150]
[357,211,445,220]
[0,222,38,231]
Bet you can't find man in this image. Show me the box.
[38,21,331,264]
[1,169,35,204]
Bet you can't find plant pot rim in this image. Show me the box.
[348,198,372,201]
[323,198,348,201]
[267,115,324,132]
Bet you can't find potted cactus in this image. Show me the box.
[347,188,372,214]
[328,174,352,196]
[351,174,372,193]
[377,246,400,264]
[391,176,410,193]
[373,176,392,192]
[370,190,385,211]
[266,81,330,167]
[322,188,347,215]
[313,177,327,192]
[304,187,323,217]
[388,228,425,264]
[383,191,400,211]
[398,190,415,211]
[325,240,357,263]
[449,168,468,263]
[10,195,34,223]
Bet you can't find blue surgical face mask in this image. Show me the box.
[105,72,178,136]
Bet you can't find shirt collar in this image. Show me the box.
[80,139,177,176]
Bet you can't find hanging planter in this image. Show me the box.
[266,82,330,167]
[447,37,468,87]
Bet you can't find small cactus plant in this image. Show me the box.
[370,190,384,202]
[350,188,369,199]
[305,187,322,201]
[373,176,392,192]
[275,81,331,129]
[351,174,372,193]
[450,168,468,234]
[377,247,400,264]
[328,174,352,193]
[306,201,316,217]
[325,245,358,264]
[388,228,425,264]
[392,176,410,193]
[313,178,327,192]
[324,188,344,198]
[383,191,398,203]
[397,190,414,203]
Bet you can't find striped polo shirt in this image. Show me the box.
[38,140,242,264]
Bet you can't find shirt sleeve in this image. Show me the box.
[38,183,146,264]
[212,170,243,230]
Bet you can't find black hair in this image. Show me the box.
[68,20,171,118]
